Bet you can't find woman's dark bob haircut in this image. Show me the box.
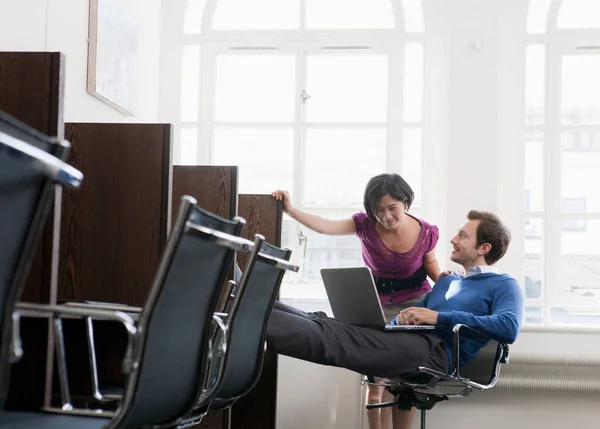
[363,173,414,220]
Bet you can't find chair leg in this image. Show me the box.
[420,408,427,429]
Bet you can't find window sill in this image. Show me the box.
[521,324,600,334]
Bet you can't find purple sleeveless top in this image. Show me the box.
[352,212,439,305]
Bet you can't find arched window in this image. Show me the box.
[524,0,600,326]
[176,0,425,297]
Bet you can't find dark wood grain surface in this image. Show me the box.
[0,52,64,411]
[171,165,239,429]
[0,51,64,304]
[59,123,171,307]
[52,123,171,407]
[230,194,283,429]
[172,166,238,223]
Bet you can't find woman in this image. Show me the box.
[273,173,441,429]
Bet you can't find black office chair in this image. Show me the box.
[0,109,83,413]
[64,198,247,405]
[176,239,298,427]
[364,324,510,429]
[1,196,251,428]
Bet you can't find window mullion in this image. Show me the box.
[200,45,217,164]
[387,46,403,174]
[288,49,306,284]
[544,44,562,314]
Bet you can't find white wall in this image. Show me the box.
[0,0,162,123]
[277,357,363,429]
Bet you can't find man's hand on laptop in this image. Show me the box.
[397,307,438,325]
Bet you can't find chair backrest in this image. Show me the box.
[457,340,507,386]
[0,110,81,410]
[109,196,246,428]
[215,240,291,401]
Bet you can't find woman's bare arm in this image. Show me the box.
[272,190,356,235]
[423,248,441,283]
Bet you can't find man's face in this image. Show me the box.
[450,219,481,266]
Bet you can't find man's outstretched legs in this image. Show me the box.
[267,302,448,377]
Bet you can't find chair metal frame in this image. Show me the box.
[0,109,82,412]
[364,324,510,429]
[8,196,252,428]
[174,240,297,428]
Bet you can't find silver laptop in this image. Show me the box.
[320,267,435,332]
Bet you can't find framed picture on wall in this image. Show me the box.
[87,0,139,116]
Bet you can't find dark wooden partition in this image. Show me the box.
[172,166,238,224]
[53,123,172,400]
[59,123,172,306]
[171,165,283,429]
[172,165,238,429]
[231,194,283,429]
[0,51,64,304]
[0,52,65,411]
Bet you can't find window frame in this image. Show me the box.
[173,0,427,294]
[524,0,600,325]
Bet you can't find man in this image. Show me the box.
[266,210,524,378]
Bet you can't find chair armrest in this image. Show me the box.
[15,302,137,373]
[15,302,136,333]
[195,314,228,406]
[451,323,509,375]
[60,301,142,318]
[437,323,509,390]
[14,302,138,412]
[9,311,23,363]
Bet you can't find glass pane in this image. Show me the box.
[561,219,600,296]
[557,0,600,29]
[524,218,543,299]
[561,134,600,211]
[212,127,294,193]
[525,45,545,125]
[183,0,207,34]
[403,43,423,123]
[562,130,600,152]
[179,128,198,165]
[213,0,300,30]
[302,216,363,282]
[402,129,422,212]
[215,55,295,122]
[551,307,600,326]
[305,0,394,29]
[401,0,424,32]
[305,54,388,123]
[280,217,293,282]
[180,45,201,122]
[526,0,551,34]
[304,128,387,206]
[524,306,543,324]
[525,132,544,212]
[561,55,600,125]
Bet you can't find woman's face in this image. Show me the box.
[374,194,406,230]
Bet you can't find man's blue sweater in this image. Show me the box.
[404,273,524,371]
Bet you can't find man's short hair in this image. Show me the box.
[467,210,511,265]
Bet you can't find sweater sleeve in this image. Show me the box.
[436,279,524,344]
[391,289,430,325]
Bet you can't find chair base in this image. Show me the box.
[366,390,448,429]
[387,389,448,411]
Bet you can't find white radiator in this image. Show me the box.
[492,352,600,394]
